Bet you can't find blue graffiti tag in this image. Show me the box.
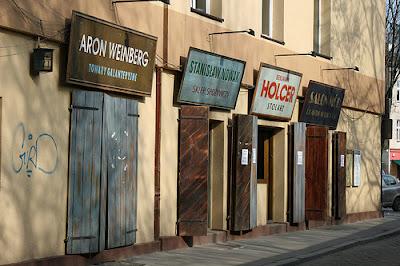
[12,123,58,178]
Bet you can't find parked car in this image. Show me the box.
[382,174,400,211]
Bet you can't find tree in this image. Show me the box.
[386,0,400,108]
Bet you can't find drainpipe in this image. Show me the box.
[154,2,168,242]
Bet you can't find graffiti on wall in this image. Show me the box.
[12,123,58,178]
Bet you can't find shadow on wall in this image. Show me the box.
[330,0,384,213]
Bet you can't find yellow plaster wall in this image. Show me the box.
[0,32,70,264]
[336,109,381,213]
[160,71,178,237]
[0,29,157,264]
[257,183,267,226]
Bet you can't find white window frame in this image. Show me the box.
[397,120,400,141]
[191,0,210,14]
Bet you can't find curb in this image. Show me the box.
[273,226,400,265]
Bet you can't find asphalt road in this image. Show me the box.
[298,210,400,266]
[298,231,400,266]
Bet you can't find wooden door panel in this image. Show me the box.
[67,90,103,254]
[288,123,306,224]
[230,114,257,231]
[305,126,328,221]
[332,132,346,219]
[178,105,209,236]
[103,94,138,248]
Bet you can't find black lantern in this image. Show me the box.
[32,48,53,73]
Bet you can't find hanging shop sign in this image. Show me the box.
[299,81,345,129]
[178,47,246,109]
[250,63,302,120]
[67,11,157,96]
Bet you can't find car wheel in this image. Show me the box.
[393,198,400,211]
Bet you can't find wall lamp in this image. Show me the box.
[322,66,360,72]
[275,51,316,58]
[112,0,170,4]
[209,29,255,37]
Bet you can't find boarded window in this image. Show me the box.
[262,0,284,41]
[313,0,331,56]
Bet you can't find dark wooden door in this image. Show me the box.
[67,90,103,254]
[305,126,328,221]
[178,105,209,236]
[288,122,306,224]
[103,94,138,248]
[332,132,346,219]
[230,114,257,231]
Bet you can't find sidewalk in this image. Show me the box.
[96,213,400,266]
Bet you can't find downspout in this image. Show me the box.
[154,1,168,242]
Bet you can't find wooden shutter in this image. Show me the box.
[178,105,209,236]
[332,132,346,219]
[67,90,103,254]
[103,94,138,248]
[288,122,306,224]
[230,114,257,231]
[305,126,328,221]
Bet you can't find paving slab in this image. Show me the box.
[94,214,400,266]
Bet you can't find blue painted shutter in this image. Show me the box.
[103,94,138,248]
[67,90,103,254]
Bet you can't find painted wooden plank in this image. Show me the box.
[178,105,209,236]
[332,132,346,219]
[250,116,258,229]
[230,114,257,231]
[67,90,102,254]
[126,99,138,244]
[104,94,138,248]
[288,123,306,224]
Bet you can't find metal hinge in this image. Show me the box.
[69,104,99,111]
[64,235,96,243]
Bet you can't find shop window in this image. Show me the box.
[397,120,400,141]
[191,0,223,21]
[261,0,284,43]
[313,0,331,57]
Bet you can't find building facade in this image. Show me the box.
[0,0,385,264]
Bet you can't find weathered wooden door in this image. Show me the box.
[230,114,257,231]
[332,132,346,219]
[67,90,103,254]
[305,126,328,221]
[103,94,138,248]
[288,123,306,224]
[178,105,209,236]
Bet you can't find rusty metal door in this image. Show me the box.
[67,90,103,254]
[103,94,138,249]
[178,105,209,236]
[230,114,257,231]
[288,122,306,224]
[305,126,328,221]
[332,132,346,219]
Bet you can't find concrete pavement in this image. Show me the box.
[95,212,400,266]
